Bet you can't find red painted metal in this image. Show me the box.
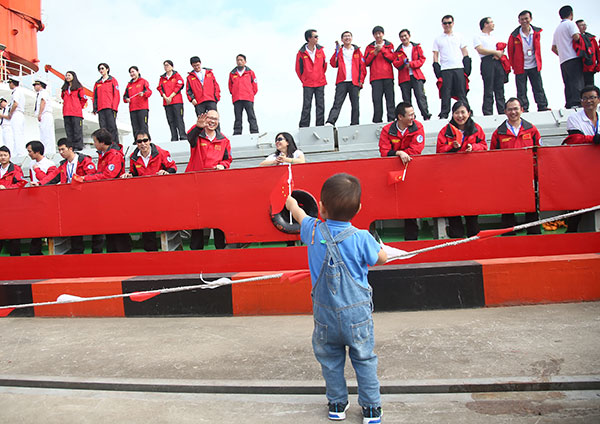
[538,145,600,211]
[0,149,535,242]
[1,233,598,281]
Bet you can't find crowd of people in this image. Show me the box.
[0,5,599,256]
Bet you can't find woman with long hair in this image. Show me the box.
[61,71,87,150]
[124,66,152,140]
[259,132,306,166]
[436,100,487,238]
[93,62,120,143]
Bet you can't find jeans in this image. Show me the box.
[311,223,380,408]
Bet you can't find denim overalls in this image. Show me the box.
[311,221,381,408]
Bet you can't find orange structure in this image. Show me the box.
[0,0,44,77]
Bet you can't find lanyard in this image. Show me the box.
[66,162,75,183]
[507,122,521,137]
[594,115,599,135]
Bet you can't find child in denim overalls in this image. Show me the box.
[286,173,387,423]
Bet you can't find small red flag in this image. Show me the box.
[0,307,15,317]
[269,171,294,214]
[130,291,161,302]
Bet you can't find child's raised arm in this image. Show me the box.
[286,195,308,224]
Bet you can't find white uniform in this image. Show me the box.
[0,105,13,151]
[35,89,56,155]
[9,86,26,157]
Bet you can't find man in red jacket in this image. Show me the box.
[122,131,178,251]
[365,26,396,123]
[186,110,232,250]
[84,128,131,253]
[576,20,600,87]
[229,54,259,135]
[393,29,431,121]
[186,56,221,117]
[296,29,327,127]
[325,31,366,126]
[508,10,550,113]
[490,98,542,235]
[0,145,25,255]
[93,63,120,144]
[378,102,425,240]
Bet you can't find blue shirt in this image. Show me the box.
[300,217,381,288]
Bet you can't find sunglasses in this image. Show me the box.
[136,138,150,143]
[442,21,453,25]
[276,137,286,142]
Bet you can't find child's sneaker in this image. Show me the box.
[362,406,382,424]
[328,402,349,420]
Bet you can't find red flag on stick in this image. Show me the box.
[388,162,408,185]
[269,171,294,213]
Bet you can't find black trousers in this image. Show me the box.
[439,68,468,118]
[0,239,21,256]
[560,58,584,109]
[299,86,325,127]
[447,216,479,238]
[233,100,259,134]
[515,69,548,112]
[67,235,104,254]
[130,109,148,139]
[194,101,218,117]
[98,109,119,143]
[480,56,506,116]
[142,232,158,251]
[404,218,418,241]
[190,229,226,250]
[164,104,187,141]
[501,212,542,235]
[327,82,360,125]
[29,238,43,255]
[105,234,132,253]
[583,72,595,87]
[64,116,84,150]
[371,78,395,123]
[400,77,430,119]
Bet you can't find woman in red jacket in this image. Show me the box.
[93,62,120,144]
[61,71,87,150]
[124,66,152,140]
[436,101,488,238]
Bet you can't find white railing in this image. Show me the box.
[0,52,37,82]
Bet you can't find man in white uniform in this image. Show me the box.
[552,5,583,109]
[5,76,26,157]
[33,79,56,155]
[0,97,13,149]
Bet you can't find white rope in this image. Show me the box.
[0,273,283,312]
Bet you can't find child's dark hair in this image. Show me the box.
[320,173,361,221]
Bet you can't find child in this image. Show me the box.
[285,173,387,423]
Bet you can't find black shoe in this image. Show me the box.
[328,402,349,420]
[538,107,551,112]
[424,114,432,120]
[438,114,448,119]
[362,406,382,424]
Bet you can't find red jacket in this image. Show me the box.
[41,154,96,184]
[295,44,327,87]
[393,42,426,84]
[185,126,232,172]
[0,163,25,188]
[490,119,541,149]
[228,67,258,102]
[437,122,487,153]
[61,87,87,118]
[157,71,185,106]
[578,32,600,73]
[329,44,366,86]
[508,25,543,74]
[93,76,120,113]
[186,69,221,104]
[124,77,152,111]
[84,144,125,181]
[364,40,395,82]
[129,143,177,176]
[379,120,425,157]
[30,161,57,183]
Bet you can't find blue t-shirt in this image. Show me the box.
[300,217,381,288]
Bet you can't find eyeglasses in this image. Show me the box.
[581,96,599,102]
[313,35,319,38]
[136,138,150,143]
[506,107,521,112]
[442,21,453,25]
[276,137,286,142]
[99,67,106,70]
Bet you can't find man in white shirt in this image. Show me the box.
[433,15,471,119]
[33,79,56,155]
[6,76,26,157]
[474,17,506,115]
[326,31,366,126]
[552,5,583,108]
[0,97,13,150]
